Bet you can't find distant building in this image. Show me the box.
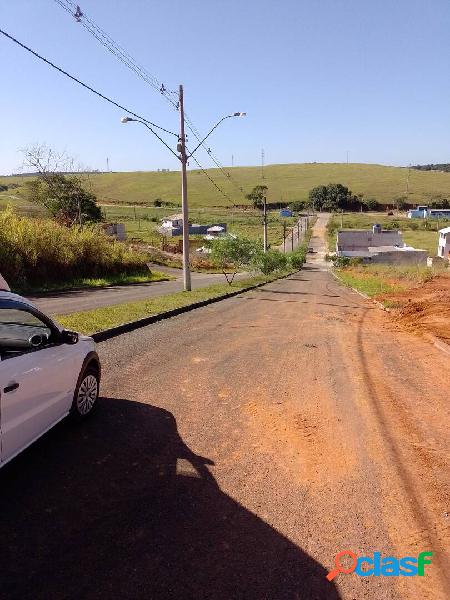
[336,225,403,256]
[408,206,450,219]
[438,227,450,259]
[158,214,227,237]
[336,225,427,265]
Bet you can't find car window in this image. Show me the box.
[0,307,53,360]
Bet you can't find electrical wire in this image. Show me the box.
[53,0,248,197]
[0,27,179,159]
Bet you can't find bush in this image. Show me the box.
[252,249,288,275]
[289,247,307,270]
[0,208,149,290]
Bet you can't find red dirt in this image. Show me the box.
[377,275,450,342]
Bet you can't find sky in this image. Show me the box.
[1,0,450,175]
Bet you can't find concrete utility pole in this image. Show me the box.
[283,221,287,253]
[263,190,268,252]
[178,84,191,291]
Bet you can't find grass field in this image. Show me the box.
[3,161,450,207]
[101,205,297,246]
[326,213,447,254]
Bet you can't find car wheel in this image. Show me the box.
[71,365,99,419]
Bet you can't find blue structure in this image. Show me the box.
[279,209,293,217]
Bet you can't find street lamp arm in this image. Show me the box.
[121,117,180,160]
[187,112,245,159]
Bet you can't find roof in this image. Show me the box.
[438,227,450,234]
[207,225,225,232]
[368,245,426,253]
[337,229,402,250]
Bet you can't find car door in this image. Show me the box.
[0,304,78,464]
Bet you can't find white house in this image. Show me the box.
[438,227,450,259]
[161,214,183,229]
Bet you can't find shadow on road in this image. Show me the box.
[0,397,340,600]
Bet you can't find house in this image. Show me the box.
[336,225,427,265]
[438,227,450,259]
[336,225,403,256]
[205,225,225,238]
[160,214,184,234]
[408,206,450,219]
[408,206,428,218]
[158,214,227,237]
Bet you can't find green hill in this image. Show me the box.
[2,162,450,209]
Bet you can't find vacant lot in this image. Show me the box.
[336,264,450,341]
[3,161,450,207]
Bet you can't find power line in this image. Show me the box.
[0,27,179,157]
[54,0,179,108]
[53,0,248,198]
[187,151,236,206]
[0,27,238,206]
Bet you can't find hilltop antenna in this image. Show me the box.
[405,163,411,197]
[231,154,234,167]
[106,157,110,172]
[261,148,265,180]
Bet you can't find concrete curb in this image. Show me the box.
[92,270,298,343]
[330,270,388,311]
[332,270,450,357]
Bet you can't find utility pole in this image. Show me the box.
[283,221,287,253]
[263,189,268,252]
[178,84,191,291]
[291,226,294,251]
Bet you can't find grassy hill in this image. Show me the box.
[2,162,450,209]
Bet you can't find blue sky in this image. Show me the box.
[1,0,450,174]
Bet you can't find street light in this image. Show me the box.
[121,100,246,291]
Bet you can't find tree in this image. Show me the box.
[209,236,258,285]
[363,198,379,211]
[308,185,328,211]
[308,183,355,211]
[245,185,268,209]
[20,144,102,226]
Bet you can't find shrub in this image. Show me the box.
[0,208,148,290]
[252,249,288,275]
[289,247,307,270]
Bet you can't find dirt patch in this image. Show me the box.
[377,275,450,342]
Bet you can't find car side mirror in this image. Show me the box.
[61,330,79,345]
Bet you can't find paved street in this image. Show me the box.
[29,268,246,316]
[1,214,448,599]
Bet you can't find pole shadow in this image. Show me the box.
[0,397,341,600]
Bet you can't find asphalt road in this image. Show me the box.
[1,214,449,599]
[29,267,246,316]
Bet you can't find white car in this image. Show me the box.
[0,291,100,468]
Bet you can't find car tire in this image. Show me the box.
[70,364,99,419]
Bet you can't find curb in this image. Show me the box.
[330,270,388,311]
[332,270,450,357]
[92,270,298,343]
